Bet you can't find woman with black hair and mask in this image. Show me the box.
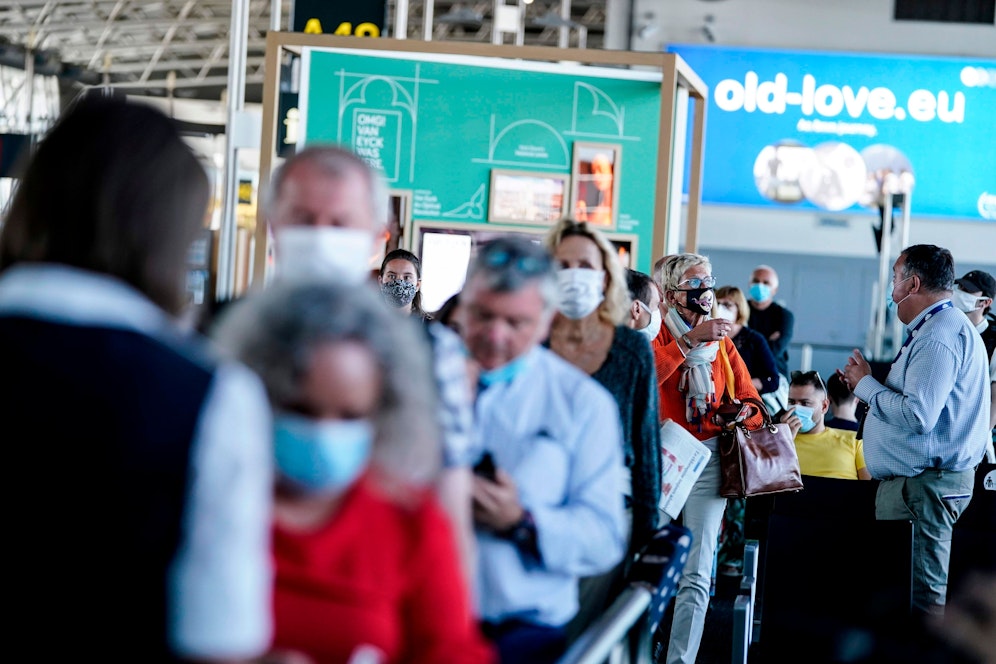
[379,249,431,322]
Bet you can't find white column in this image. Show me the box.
[395,0,410,38]
[217,0,250,300]
[604,0,632,50]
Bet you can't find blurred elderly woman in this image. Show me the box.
[215,282,493,664]
[652,254,762,664]
[543,219,661,635]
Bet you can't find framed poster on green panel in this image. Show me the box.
[298,47,664,271]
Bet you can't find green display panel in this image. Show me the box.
[300,47,664,271]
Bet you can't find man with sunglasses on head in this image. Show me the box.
[458,237,627,664]
[779,371,871,480]
[840,244,990,617]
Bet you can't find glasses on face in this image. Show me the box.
[791,370,827,395]
[677,276,717,290]
[480,241,552,276]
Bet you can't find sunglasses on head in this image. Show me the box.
[480,242,551,276]
[791,370,827,394]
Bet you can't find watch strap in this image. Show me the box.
[500,510,541,564]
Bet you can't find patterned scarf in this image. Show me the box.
[663,306,719,428]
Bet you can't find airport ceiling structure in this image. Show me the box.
[0,0,607,104]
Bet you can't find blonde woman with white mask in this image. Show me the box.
[543,219,662,640]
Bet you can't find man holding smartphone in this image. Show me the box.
[459,237,627,664]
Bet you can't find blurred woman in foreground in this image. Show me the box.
[215,282,493,664]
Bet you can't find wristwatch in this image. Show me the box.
[501,510,541,562]
[681,333,695,348]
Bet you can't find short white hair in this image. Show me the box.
[266,145,389,230]
[663,253,712,292]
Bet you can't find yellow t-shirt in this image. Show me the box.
[793,427,866,480]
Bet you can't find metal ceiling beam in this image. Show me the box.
[102,74,265,90]
[101,56,269,75]
[58,38,268,58]
[85,0,129,69]
[1,0,606,100]
[0,17,235,36]
[139,0,197,83]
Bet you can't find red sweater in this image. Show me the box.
[272,475,495,664]
[652,327,763,439]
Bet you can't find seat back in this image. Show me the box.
[758,476,913,662]
[948,462,996,599]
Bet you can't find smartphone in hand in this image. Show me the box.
[473,451,498,482]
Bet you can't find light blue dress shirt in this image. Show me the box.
[855,300,990,478]
[474,346,628,627]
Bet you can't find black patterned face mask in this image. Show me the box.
[679,287,714,316]
[381,279,417,308]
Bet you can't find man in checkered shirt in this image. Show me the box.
[841,244,990,615]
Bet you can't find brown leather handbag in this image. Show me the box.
[715,344,804,498]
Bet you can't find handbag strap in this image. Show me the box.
[718,341,772,430]
[738,396,776,430]
[717,339,736,402]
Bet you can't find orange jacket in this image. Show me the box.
[651,326,763,440]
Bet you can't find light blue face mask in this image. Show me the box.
[887,276,913,313]
[748,283,772,303]
[478,354,528,388]
[273,414,374,493]
[792,405,817,433]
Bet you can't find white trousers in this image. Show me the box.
[666,436,726,664]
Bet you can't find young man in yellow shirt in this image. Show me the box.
[779,371,872,480]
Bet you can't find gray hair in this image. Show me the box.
[663,253,713,292]
[213,281,441,486]
[266,145,390,230]
[465,236,558,311]
[652,255,671,291]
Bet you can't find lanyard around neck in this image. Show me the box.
[895,300,951,361]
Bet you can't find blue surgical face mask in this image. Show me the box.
[273,414,374,493]
[887,276,913,313]
[479,354,528,388]
[792,405,817,433]
[749,283,772,303]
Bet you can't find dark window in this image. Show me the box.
[895,0,996,23]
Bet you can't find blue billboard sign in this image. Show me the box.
[668,45,996,222]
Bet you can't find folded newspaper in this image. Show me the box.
[659,420,712,520]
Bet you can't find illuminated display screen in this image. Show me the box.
[669,45,996,222]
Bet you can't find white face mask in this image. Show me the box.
[638,307,663,341]
[276,226,375,285]
[952,287,982,313]
[556,268,605,320]
[717,303,738,323]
